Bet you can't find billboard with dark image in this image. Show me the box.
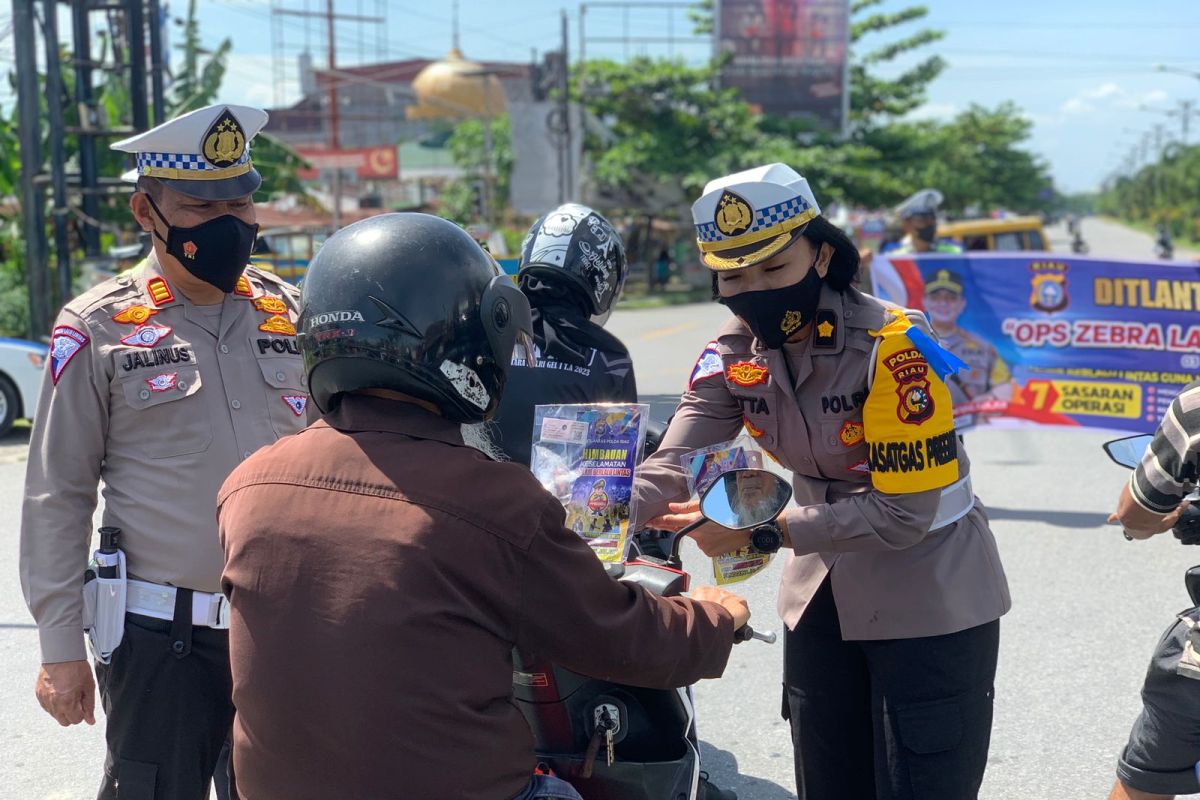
[717,0,849,134]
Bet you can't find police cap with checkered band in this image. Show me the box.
[111,103,267,201]
[691,163,821,271]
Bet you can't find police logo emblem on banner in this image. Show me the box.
[282,395,308,416]
[201,108,247,168]
[120,324,172,348]
[714,190,753,237]
[1029,261,1069,313]
[884,347,935,425]
[726,361,769,387]
[50,325,89,385]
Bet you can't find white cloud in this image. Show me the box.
[1060,97,1094,116]
[1084,82,1123,101]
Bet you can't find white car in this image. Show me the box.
[0,337,48,437]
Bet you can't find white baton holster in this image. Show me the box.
[82,548,127,665]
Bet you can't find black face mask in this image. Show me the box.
[915,223,938,243]
[146,195,258,294]
[720,264,824,349]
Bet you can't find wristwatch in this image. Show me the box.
[749,523,783,555]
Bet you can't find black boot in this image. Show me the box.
[698,771,737,800]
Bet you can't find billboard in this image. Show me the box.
[872,252,1200,433]
[295,146,399,180]
[717,0,850,133]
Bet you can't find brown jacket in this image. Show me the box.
[635,286,1011,640]
[218,395,735,800]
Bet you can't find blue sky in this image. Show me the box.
[4,1,1199,193]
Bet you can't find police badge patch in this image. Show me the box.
[282,395,308,417]
[201,107,247,168]
[145,372,178,393]
[120,324,173,349]
[688,342,723,390]
[50,325,89,385]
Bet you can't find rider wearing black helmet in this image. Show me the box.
[216,213,749,800]
[492,203,638,465]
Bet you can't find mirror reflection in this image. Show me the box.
[700,468,793,530]
[1104,434,1153,470]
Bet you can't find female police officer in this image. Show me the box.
[633,164,1011,800]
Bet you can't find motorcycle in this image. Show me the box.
[1155,239,1175,261]
[1071,232,1089,254]
[513,467,790,800]
[1104,435,1200,602]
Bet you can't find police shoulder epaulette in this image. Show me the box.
[246,266,300,300]
[71,273,143,319]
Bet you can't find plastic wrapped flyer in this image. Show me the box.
[680,437,774,585]
[531,403,649,563]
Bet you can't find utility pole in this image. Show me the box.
[326,0,342,229]
[560,9,572,203]
[13,0,49,337]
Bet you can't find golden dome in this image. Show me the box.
[407,48,508,120]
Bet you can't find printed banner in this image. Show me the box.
[871,252,1200,432]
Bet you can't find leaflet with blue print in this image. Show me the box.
[680,437,772,586]
[531,403,649,563]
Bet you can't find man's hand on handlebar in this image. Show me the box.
[691,585,750,630]
[1110,482,1190,540]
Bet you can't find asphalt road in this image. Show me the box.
[3,219,1199,798]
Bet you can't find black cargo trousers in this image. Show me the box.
[95,590,233,800]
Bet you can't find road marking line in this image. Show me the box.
[640,322,699,341]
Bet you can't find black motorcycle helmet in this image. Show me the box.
[298,213,533,422]
[517,203,628,316]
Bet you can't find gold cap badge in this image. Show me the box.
[202,108,247,168]
[714,190,753,237]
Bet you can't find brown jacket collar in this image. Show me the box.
[321,394,465,448]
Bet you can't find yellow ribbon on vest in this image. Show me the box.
[863,311,959,494]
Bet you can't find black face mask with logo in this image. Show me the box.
[915,223,938,244]
[145,194,258,294]
[720,262,824,350]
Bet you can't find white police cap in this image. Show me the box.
[691,163,821,271]
[894,188,944,219]
[112,103,268,201]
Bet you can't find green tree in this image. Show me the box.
[849,0,946,128]
[438,115,513,226]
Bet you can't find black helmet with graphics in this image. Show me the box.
[518,203,628,316]
[298,213,532,422]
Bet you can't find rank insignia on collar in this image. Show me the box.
[839,419,865,447]
[235,276,254,297]
[253,295,288,314]
[112,305,159,325]
[258,314,296,336]
[50,325,89,385]
[282,394,308,416]
[814,309,838,348]
[120,324,173,348]
[145,372,178,393]
[726,361,768,388]
[147,277,175,307]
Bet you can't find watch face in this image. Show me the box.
[750,525,782,554]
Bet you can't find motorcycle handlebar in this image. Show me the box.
[734,625,777,645]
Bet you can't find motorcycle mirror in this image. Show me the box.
[1103,434,1154,470]
[699,468,793,530]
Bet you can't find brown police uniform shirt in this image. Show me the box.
[20,254,308,663]
[217,395,735,800]
[635,285,1011,641]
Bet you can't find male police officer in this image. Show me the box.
[923,268,1012,428]
[20,103,308,800]
[887,188,963,255]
